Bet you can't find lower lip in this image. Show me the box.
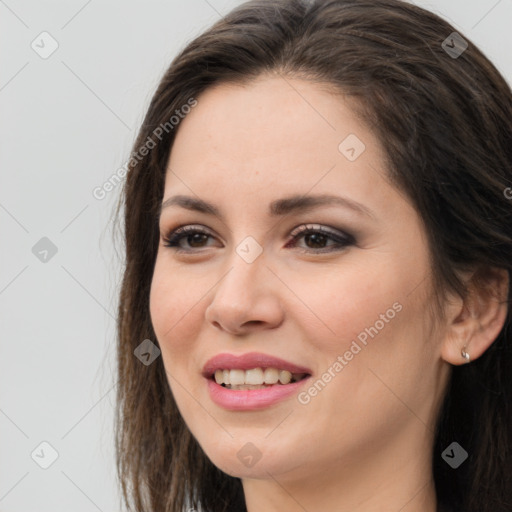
[206,377,311,411]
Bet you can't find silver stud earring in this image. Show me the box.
[461,347,471,364]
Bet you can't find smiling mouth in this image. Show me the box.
[212,367,310,390]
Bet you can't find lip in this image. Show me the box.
[202,352,312,411]
[202,351,312,377]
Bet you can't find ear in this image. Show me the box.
[441,266,509,366]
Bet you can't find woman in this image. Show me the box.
[114,1,512,511]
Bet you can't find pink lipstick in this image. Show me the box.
[202,352,312,411]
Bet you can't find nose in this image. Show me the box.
[204,253,285,335]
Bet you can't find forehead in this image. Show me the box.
[163,75,398,218]
[169,75,371,168]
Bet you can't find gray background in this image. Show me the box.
[1,0,511,510]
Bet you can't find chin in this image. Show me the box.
[197,435,306,481]
[209,453,287,480]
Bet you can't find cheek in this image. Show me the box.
[290,257,430,408]
[290,261,408,351]
[149,257,204,361]
[149,260,208,419]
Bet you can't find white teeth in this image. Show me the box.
[212,367,304,387]
[245,368,264,385]
[230,369,245,386]
[263,367,279,384]
[279,370,292,385]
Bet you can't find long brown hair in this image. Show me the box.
[114,1,512,511]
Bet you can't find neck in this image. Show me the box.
[242,428,438,512]
[243,470,437,512]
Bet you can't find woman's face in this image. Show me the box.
[150,75,451,485]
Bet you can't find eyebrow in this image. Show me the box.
[159,193,375,220]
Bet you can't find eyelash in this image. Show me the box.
[161,224,354,254]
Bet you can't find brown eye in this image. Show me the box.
[162,225,215,251]
[162,223,354,254]
[286,224,354,253]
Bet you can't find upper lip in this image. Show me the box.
[202,352,312,378]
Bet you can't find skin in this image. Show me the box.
[149,74,509,512]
